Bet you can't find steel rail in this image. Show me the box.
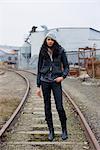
[0,70,30,137]
[62,90,100,150]
[24,69,100,150]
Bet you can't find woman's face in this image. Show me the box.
[46,37,55,47]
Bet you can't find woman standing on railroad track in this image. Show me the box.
[36,31,69,141]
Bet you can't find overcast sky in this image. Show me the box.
[0,0,100,46]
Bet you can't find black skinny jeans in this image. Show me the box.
[41,81,67,131]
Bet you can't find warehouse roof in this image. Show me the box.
[0,47,17,56]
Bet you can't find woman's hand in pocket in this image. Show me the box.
[54,77,64,83]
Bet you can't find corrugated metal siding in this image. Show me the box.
[31,31,44,56]
[30,28,100,57]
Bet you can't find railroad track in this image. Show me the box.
[0,69,100,150]
[0,68,27,129]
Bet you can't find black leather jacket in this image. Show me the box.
[37,47,69,87]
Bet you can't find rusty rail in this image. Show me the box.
[0,70,30,137]
[63,89,100,150]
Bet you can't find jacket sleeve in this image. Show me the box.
[37,52,43,87]
[61,49,69,78]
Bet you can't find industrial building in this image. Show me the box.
[24,27,99,67]
[30,27,100,56]
[0,46,19,67]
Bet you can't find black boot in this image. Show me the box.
[60,118,68,140]
[61,129,68,140]
[47,118,54,141]
[48,129,54,141]
[57,108,68,140]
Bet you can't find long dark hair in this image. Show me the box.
[40,38,61,59]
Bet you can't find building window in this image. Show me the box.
[8,56,11,60]
[15,57,18,61]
